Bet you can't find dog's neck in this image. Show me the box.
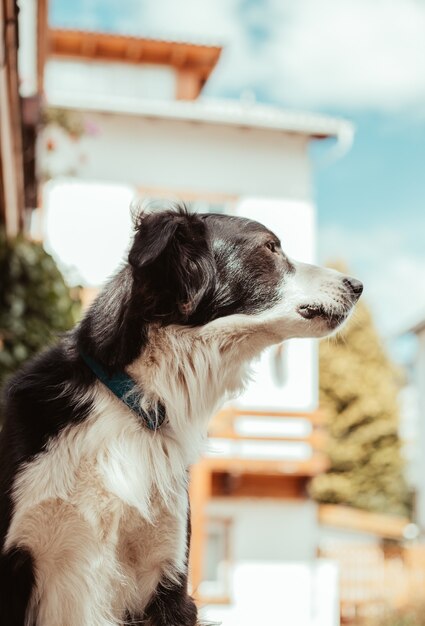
[127,315,283,434]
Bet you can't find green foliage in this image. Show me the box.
[42,107,85,139]
[310,265,410,517]
[0,231,81,412]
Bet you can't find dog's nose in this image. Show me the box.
[343,277,363,298]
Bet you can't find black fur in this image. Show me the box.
[124,568,198,626]
[0,205,289,625]
[143,572,198,626]
[0,546,36,625]
[129,208,216,322]
[0,344,95,624]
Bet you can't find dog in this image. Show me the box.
[0,205,362,625]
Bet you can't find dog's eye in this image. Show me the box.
[265,241,277,253]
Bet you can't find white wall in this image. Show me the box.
[416,331,425,531]
[45,60,177,103]
[67,111,312,200]
[200,561,339,626]
[235,197,317,411]
[208,499,319,562]
[17,0,38,97]
[202,500,339,626]
[42,180,136,286]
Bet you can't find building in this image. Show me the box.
[43,28,222,102]
[405,317,425,532]
[31,5,356,624]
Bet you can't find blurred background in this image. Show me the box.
[1,0,425,624]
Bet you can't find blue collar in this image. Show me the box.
[80,351,166,431]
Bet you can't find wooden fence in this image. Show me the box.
[319,542,425,622]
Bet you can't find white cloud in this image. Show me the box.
[272,0,425,111]
[122,0,425,113]
[54,0,425,112]
[114,0,238,42]
[319,224,425,335]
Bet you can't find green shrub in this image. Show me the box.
[0,230,81,418]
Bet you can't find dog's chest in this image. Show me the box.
[8,405,191,618]
[68,450,189,614]
[71,433,189,553]
[115,497,188,610]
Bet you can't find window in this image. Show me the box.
[198,517,232,603]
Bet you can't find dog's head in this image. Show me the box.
[128,206,362,340]
[82,205,362,370]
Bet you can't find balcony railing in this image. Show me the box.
[204,406,328,477]
[190,405,328,600]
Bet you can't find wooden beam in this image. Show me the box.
[125,41,143,63]
[176,68,202,100]
[318,504,411,540]
[37,0,48,93]
[211,472,307,499]
[189,462,211,598]
[201,452,329,477]
[80,37,98,58]
[207,428,327,450]
[136,185,238,205]
[0,0,25,236]
[47,29,222,95]
[228,407,327,425]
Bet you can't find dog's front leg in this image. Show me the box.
[142,573,198,626]
[0,546,35,626]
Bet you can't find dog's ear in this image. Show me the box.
[129,207,215,322]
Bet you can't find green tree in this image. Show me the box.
[310,272,410,517]
[0,230,81,419]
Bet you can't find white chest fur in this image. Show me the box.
[6,390,191,625]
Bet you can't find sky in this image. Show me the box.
[49,0,425,345]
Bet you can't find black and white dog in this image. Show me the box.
[0,206,362,626]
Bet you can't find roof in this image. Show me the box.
[48,29,222,81]
[47,95,353,140]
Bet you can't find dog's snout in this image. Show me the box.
[342,276,363,299]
